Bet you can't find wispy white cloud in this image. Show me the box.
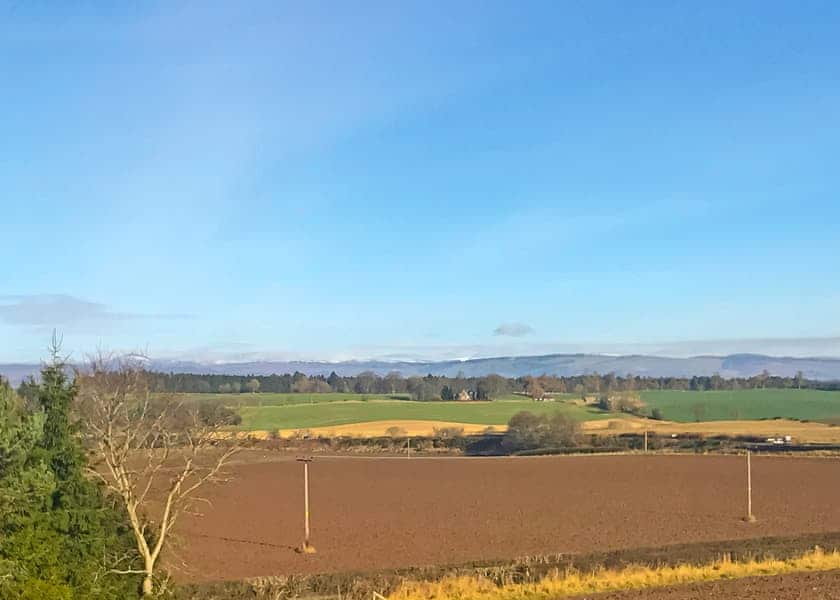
[493,322,535,337]
[0,294,190,329]
[449,198,711,270]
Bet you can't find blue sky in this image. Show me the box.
[1,1,839,363]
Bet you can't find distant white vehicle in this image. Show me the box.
[765,436,792,445]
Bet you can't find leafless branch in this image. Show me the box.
[75,352,241,596]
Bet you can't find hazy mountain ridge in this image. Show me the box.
[3,353,840,386]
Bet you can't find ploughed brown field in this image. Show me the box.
[171,454,840,582]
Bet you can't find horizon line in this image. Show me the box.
[4,349,840,367]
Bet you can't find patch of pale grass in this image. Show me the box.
[388,547,840,600]
[278,420,492,438]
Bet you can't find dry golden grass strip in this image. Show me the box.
[389,547,840,600]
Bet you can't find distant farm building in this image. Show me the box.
[457,389,474,402]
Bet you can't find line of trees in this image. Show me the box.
[135,369,836,400]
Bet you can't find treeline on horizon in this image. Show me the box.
[127,370,840,400]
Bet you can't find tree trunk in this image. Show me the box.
[142,556,155,596]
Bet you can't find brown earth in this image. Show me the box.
[587,569,840,599]
[172,454,840,583]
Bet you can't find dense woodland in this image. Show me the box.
[134,370,838,400]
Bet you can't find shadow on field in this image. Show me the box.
[190,532,297,552]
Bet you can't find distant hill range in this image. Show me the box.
[3,353,840,386]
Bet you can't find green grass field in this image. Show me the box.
[182,388,840,430]
[640,389,840,423]
[178,392,409,407]
[235,398,609,431]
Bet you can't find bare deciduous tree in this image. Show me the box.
[525,378,546,401]
[76,355,240,596]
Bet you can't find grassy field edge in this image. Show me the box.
[175,532,840,599]
[389,546,840,600]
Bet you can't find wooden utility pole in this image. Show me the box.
[297,457,316,553]
[745,450,756,522]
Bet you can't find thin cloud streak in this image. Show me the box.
[493,323,535,337]
[0,294,191,328]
